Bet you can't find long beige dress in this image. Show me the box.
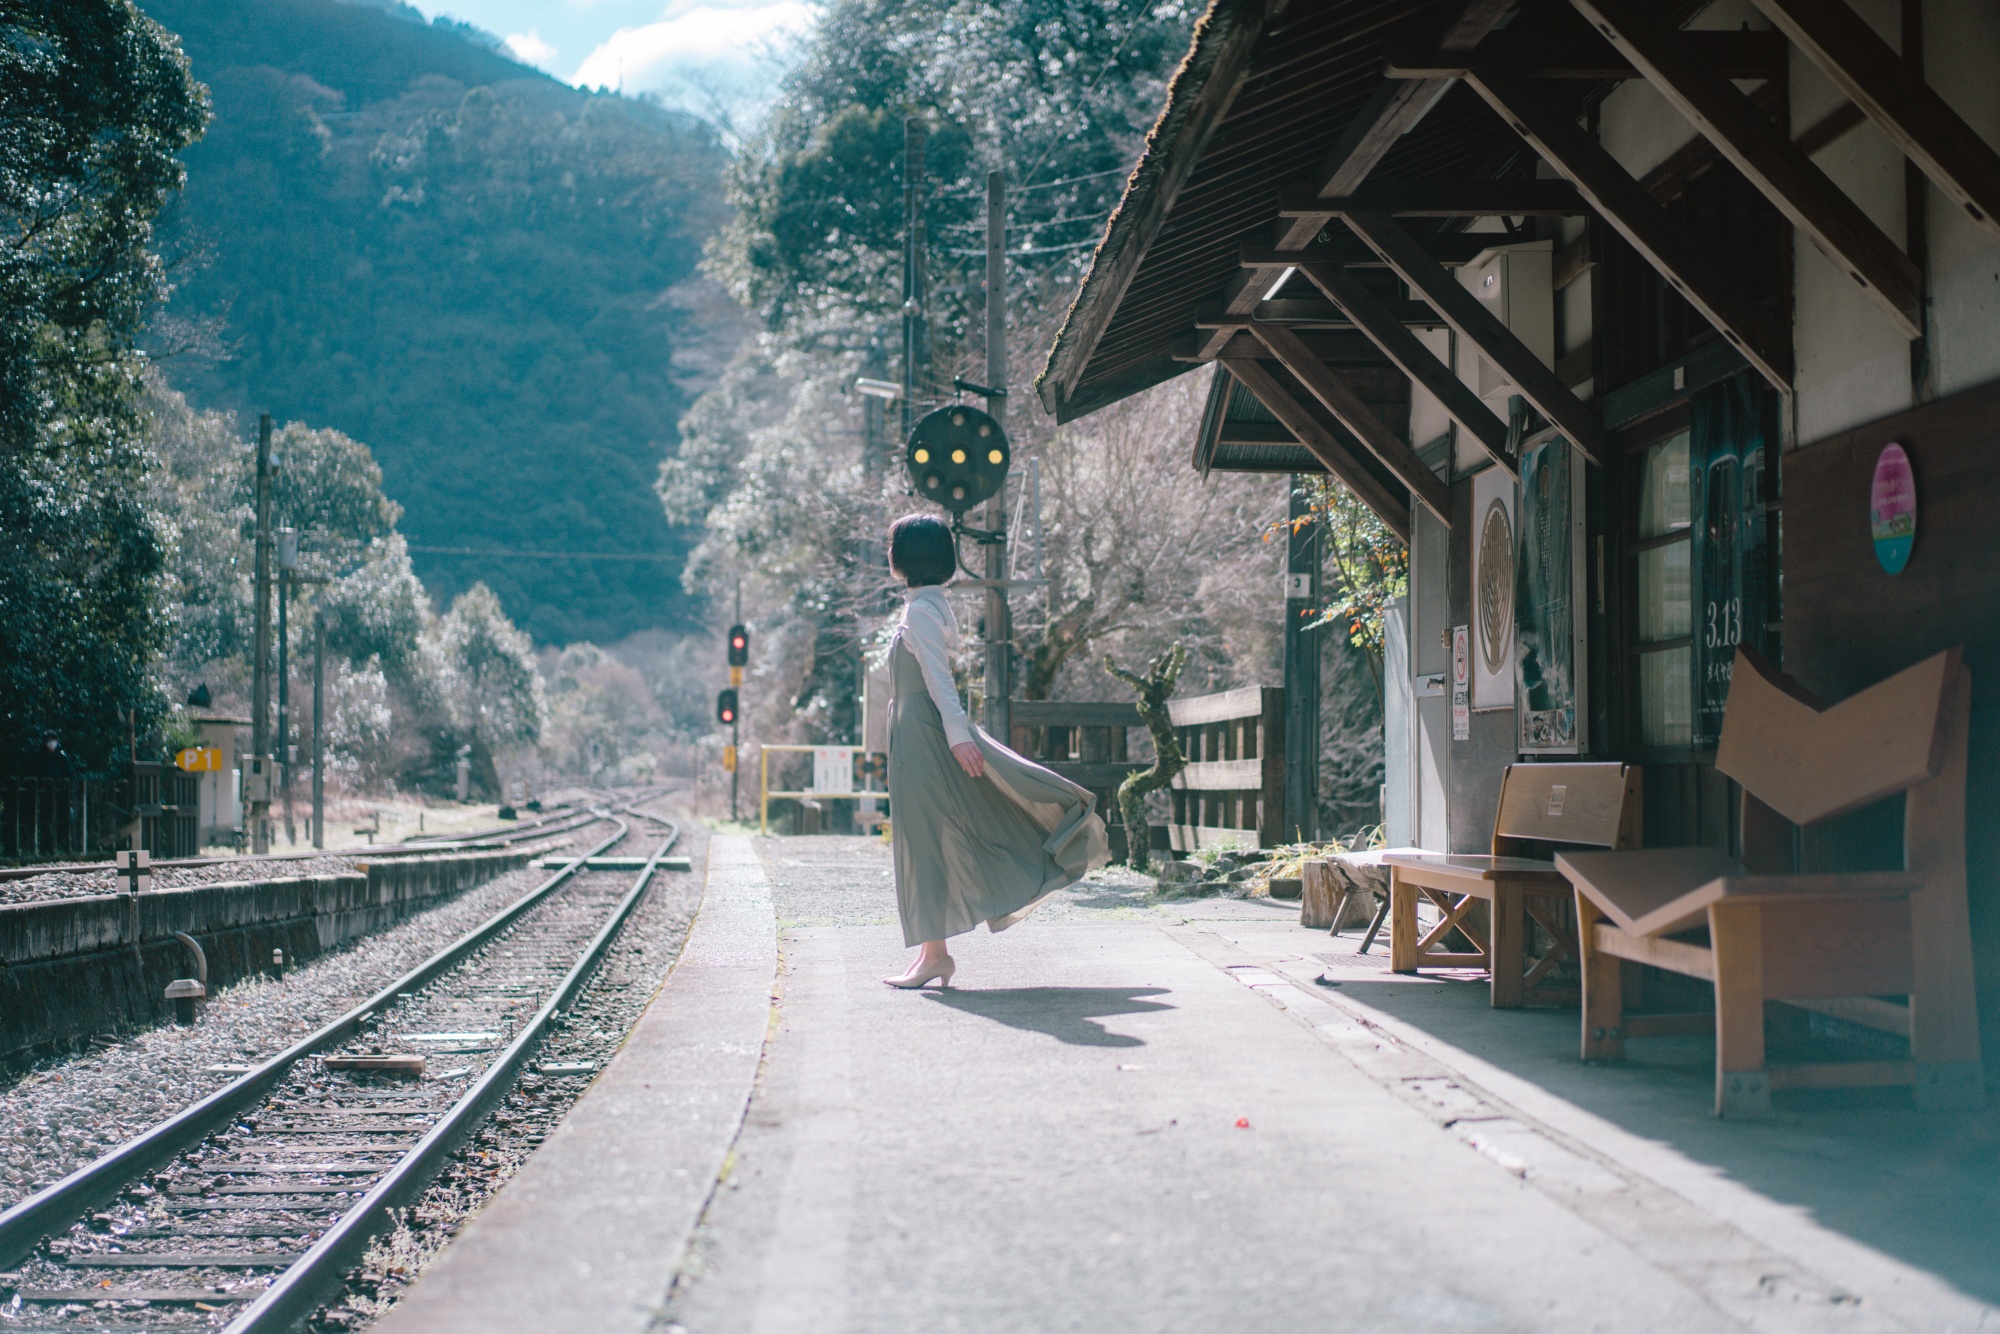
[889,591,1109,946]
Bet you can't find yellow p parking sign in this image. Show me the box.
[176,747,222,773]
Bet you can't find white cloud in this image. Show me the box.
[504,29,560,68]
[571,1,816,128]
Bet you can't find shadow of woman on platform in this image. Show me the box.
[924,986,1174,1047]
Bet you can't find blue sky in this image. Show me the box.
[406,0,818,132]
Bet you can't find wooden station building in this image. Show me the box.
[1039,0,2000,1056]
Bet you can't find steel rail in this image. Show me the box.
[0,800,600,883]
[226,819,682,1332]
[0,812,629,1269]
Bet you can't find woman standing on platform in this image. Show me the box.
[882,514,1109,989]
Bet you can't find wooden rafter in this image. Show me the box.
[1573,0,1922,338]
[1218,356,1412,542]
[1174,329,1382,364]
[1341,210,1604,464]
[1462,68,1794,392]
[1194,296,1445,330]
[1387,27,1787,80]
[1292,261,1515,475]
[1748,0,2000,253]
[1239,234,1497,268]
[1248,324,1453,524]
[1272,0,1516,249]
[1281,180,1589,218]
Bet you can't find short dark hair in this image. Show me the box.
[889,513,956,587]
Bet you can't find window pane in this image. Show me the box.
[1638,540,1691,642]
[1638,431,1691,539]
[1640,647,1692,747]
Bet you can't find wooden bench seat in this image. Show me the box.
[1553,647,1982,1118]
[1383,762,1640,1008]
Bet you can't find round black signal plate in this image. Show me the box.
[905,406,1009,513]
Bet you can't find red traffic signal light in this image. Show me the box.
[727,623,749,667]
[717,689,739,725]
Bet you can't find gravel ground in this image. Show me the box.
[316,816,710,1332]
[0,826,605,1210]
[0,856,373,906]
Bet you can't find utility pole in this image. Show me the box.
[982,168,1011,740]
[277,525,296,847]
[250,414,273,854]
[902,118,928,437]
[312,605,325,850]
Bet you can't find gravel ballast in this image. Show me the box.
[0,831,602,1210]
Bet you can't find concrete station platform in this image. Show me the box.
[381,835,2000,1334]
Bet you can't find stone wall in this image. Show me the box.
[0,849,531,1062]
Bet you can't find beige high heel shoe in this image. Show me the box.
[884,956,955,989]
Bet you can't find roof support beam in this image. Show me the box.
[1747,0,2000,253]
[1248,324,1453,525]
[1218,357,1413,543]
[1195,296,1445,329]
[1461,68,1794,392]
[1240,234,1498,268]
[1293,262,1515,476]
[1341,210,1604,463]
[1388,27,1787,80]
[1282,180,1589,218]
[1573,0,1922,337]
[1275,0,1517,250]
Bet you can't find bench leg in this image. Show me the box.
[1490,880,1524,1008]
[1389,868,1419,973]
[1357,893,1391,955]
[1710,901,1770,1119]
[1576,893,1624,1061]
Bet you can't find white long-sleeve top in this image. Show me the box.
[897,586,976,749]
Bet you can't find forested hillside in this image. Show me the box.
[140,0,735,644]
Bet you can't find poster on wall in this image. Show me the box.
[1451,625,1470,740]
[1690,377,1770,748]
[1471,464,1515,711]
[1516,435,1586,754]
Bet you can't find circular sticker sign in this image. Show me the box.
[1870,442,1916,574]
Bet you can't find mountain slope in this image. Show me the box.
[142,0,734,643]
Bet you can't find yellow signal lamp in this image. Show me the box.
[913,448,930,464]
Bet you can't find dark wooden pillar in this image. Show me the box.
[1283,477,1321,842]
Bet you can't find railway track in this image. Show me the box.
[0,790,620,886]
[0,797,685,1331]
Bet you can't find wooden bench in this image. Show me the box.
[1557,646,1981,1117]
[1383,762,1641,1008]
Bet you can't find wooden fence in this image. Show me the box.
[0,764,201,862]
[1167,686,1286,851]
[1008,685,1287,856]
[1009,701,1152,860]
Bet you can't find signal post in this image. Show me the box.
[720,622,748,822]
